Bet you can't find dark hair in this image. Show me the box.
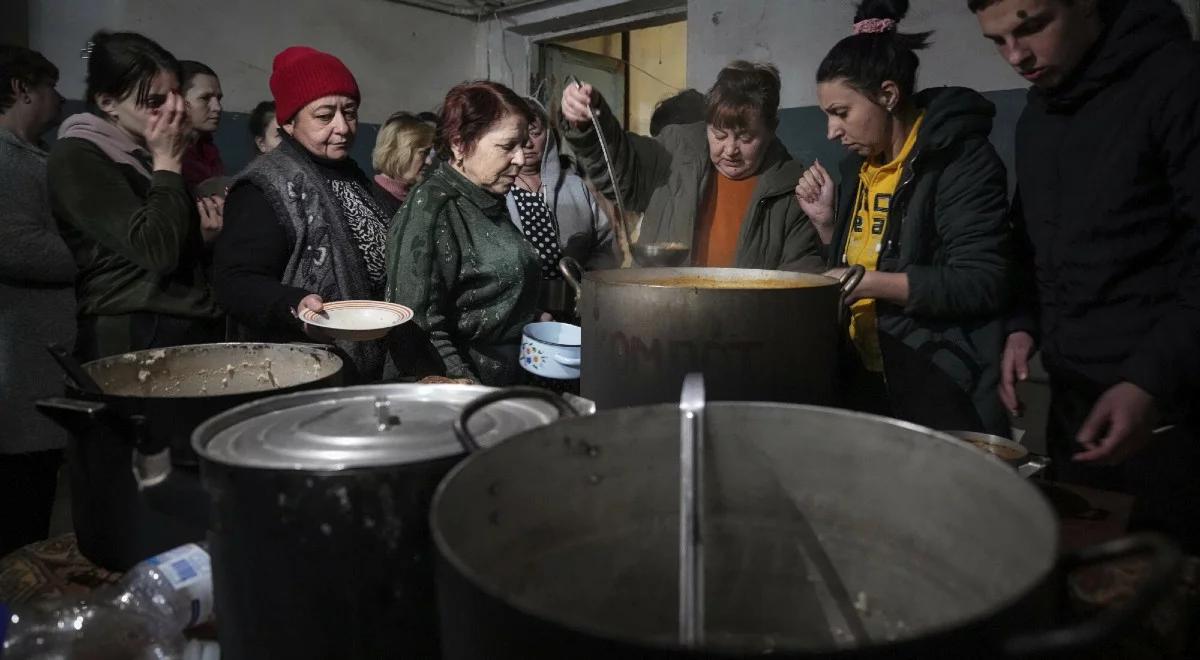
[0,45,58,114]
[85,31,181,111]
[436,80,534,160]
[416,111,438,124]
[179,60,217,93]
[650,88,705,136]
[249,100,276,139]
[816,0,932,103]
[705,61,782,131]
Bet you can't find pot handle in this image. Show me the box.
[553,355,581,367]
[836,265,866,326]
[1001,533,1181,658]
[36,397,112,434]
[453,386,577,454]
[46,343,104,394]
[559,257,584,317]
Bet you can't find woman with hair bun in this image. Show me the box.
[795,0,1011,433]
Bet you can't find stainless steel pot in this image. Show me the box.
[36,342,344,570]
[135,384,574,660]
[433,392,1179,659]
[562,263,863,409]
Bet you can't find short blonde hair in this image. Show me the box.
[372,112,435,180]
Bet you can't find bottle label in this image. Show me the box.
[148,544,213,628]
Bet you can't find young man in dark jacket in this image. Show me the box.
[973,0,1200,549]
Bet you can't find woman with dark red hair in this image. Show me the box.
[385,81,538,385]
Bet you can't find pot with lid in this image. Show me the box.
[432,377,1180,659]
[562,262,864,409]
[134,383,574,660]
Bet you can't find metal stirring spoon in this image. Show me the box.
[679,372,706,646]
[565,75,635,268]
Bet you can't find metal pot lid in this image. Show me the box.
[193,384,560,471]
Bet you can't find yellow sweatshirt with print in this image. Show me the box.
[844,114,924,373]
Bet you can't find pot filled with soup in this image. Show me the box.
[561,263,863,409]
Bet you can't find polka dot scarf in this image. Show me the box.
[512,186,564,279]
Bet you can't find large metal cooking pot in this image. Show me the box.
[433,389,1179,659]
[36,342,343,570]
[562,263,864,409]
[135,384,573,660]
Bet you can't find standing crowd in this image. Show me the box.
[2,0,1198,557]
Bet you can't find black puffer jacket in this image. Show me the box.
[1008,0,1200,418]
[827,86,1011,434]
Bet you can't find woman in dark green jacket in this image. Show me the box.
[385,81,539,385]
[795,0,1010,434]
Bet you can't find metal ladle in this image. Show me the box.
[565,76,675,269]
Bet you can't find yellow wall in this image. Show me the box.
[555,34,622,59]
[628,21,687,136]
[554,21,687,135]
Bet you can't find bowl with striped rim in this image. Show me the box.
[300,300,414,341]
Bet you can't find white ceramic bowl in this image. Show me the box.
[300,301,413,341]
[520,322,581,380]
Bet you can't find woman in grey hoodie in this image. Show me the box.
[506,98,613,317]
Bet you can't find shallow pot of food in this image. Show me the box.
[35,342,344,570]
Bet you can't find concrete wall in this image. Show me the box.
[687,0,1026,108]
[29,0,478,121]
[687,0,1197,184]
[28,0,479,172]
[686,0,1033,185]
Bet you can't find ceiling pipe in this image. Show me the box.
[388,0,553,18]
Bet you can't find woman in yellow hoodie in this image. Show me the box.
[795,0,1011,434]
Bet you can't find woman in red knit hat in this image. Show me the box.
[213,46,393,382]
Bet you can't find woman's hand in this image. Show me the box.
[417,375,476,385]
[145,91,189,174]
[796,161,836,244]
[999,331,1035,415]
[560,83,599,130]
[294,294,332,342]
[197,195,224,243]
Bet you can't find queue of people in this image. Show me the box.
[1,0,1198,558]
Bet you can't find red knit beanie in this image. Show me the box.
[269,46,360,124]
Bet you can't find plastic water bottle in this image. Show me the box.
[2,543,214,659]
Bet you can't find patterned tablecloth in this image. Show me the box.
[0,533,121,606]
